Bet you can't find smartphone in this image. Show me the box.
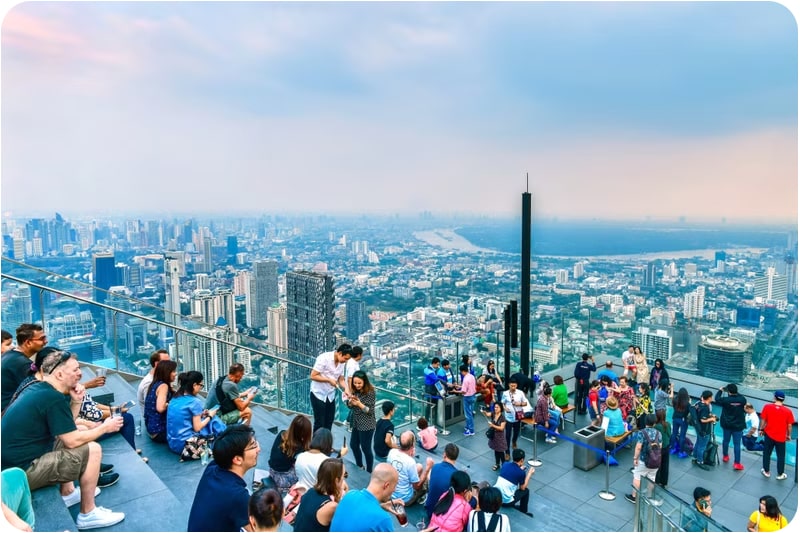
[699,500,708,510]
[119,400,136,410]
[207,407,219,417]
[343,436,347,448]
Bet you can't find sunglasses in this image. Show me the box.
[49,351,73,374]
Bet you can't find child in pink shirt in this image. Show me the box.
[417,417,438,451]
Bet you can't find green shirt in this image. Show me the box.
[551,384,569,408]
[1,381,76,470]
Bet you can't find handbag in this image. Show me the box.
[180,435,209,461]
[485,427,495,439]
[282,484,306,525]
[514,410,525,421]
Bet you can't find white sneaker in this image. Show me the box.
[76,506,125,530]
[62,487,101,507]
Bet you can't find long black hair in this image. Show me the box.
[433,470,471,516]
[760,495,782,521]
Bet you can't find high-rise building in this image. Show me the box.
[346,299,370,341]
[631,326,673,363]
[12,238,25,261]
[754,266,788,303]
[267,304,288,353]
[684,263,697,277]
[736,306,761,328]
[164,258,182,328]
[697,335,751,383]
[556,269,569,284]
[683,285,705,319]
[286,270,334,413]
[227,236,239,257]
[643,261,658,288]
[2,284,33,328]
[573,262,584,280]
[195,273,210,291]
[201,237,213,273]
[183,326,234,388]
[105,286,133,354]
[215,288,236,331]
[714,251,726,263]
[245,260,278,329]
[92,252,116,304]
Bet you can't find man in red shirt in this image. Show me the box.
[759,390,795,480]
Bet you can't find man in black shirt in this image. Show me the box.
[692,390,717,471]
[573,353,596,415]
[1,324,47,412]
[715,383,747,471]
[373,401,397,462]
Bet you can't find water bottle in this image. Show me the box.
[200,444,209,465]
[135,418,142,436]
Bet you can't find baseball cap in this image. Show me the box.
[774,390,786,400]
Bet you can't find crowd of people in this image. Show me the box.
[1,327,796,532]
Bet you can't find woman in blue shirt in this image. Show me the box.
[167,371,226,455]
[603,396,626,437]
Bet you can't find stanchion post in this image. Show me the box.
[527,424,543,467]
[598,449,616,500]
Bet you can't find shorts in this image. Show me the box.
[25,440,90,491]
[632,461,658,482]
[219,409,242,425]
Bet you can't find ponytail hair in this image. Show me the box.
[433,470,471,516]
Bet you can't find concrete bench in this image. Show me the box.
[31,485,78,532]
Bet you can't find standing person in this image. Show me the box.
[460,363,477,436]
[388,431,434,506]
[293,458,346,533]
[268,414,312,494]
[1,324,47,412]
[441,360,458,392]
[692,390,717,471]
[467,486,511,533]
[632,346,650,387]
[330,463,401,532]
[493,448,534,518]
[424,444,459,520]
[483,402,508,471]
[634,383,653,430]
[743,403,765,452]
[205,363,255,426]
[747,495,788,532]
[373,401,398,463]
[573,353,596,415]
[649,359,669,393]
[501,377,529,456]
[654,410,671,488]
[144,359,177,442]
[347,370,376,473]
[681,487,712,532]
[1,350,126,530]
[625,414,662,504]
[1,329,14,354]
[136,349,170,418]
[342,346,363,430]
[715,383,747,471]
[653,379,672,414]
[187,424,261,532]
[759,390,795,480]
[309,344,351,433]
[461,354,476,377]
[670,387,691,458]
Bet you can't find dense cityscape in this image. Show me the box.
[2,212,797,422]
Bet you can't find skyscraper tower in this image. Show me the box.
[164,258,182,328]
[92,252,116,304]
[643,261,658,288]
[520,185,532,376]
[346,299,370,341]
[286,270,334,413]
[268,304,288,353]
[683,285,705,319]
[245,260,278,329]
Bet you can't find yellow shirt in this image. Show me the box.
[749,511,788,532]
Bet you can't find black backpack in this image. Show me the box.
[476,512,501,532]
[215,376,238,414]
[686,401,704,435]
[642,428,662,469]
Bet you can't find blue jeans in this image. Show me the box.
[548,408,563,428]
[694,433,710,463]
[721,428,742,464]
[463,395,476,432]
[670,417,688,452]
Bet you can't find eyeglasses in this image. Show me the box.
[245,440,260,451]
[49,351,73,374]
[31,335,47,343]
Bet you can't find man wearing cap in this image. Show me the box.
[573,353,596,415]
[759,390,795,480]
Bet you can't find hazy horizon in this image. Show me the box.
[1,2,797,221]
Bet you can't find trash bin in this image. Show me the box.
[573,425,606,471]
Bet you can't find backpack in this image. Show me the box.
[215,377,238,415]
[686,401,704,434]
[475,511,502,532]
[642,428,662,469]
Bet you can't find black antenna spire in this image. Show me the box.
[526,172,529,193]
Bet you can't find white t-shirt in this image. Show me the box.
[501,389,529,423]
[294,451,330,491]
[493,475,518,504]
[137,373,154,416]
[745,411,760,435]
[387,448,419,502]
[310,351,345,402]
[467,510,511,532]
[342,358,361,400]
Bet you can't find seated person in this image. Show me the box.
[1,467,34,532]
[205,363,255,425]
[603,396,627,441]
[743,403,765,452]
[293,458,346,532]
[426,470,472,532]
[144,360,177,442]
[373,401,398,462]
[493,448,534,517]
[388,431,434,506]
[187,424,260,532]
[247,488,284,532]
[476,375,496,408]
[534,383,561,444]
[551,375,569,409]
[268,414,313,494]
[167,371,226,456]
[1,350,126,530]
[467,486,511,532]
[416,417,438,452]
[329,464,401,532]
[295,428,348,491]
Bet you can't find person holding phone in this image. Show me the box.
[205,363,254,426]
[681,487,712,532]
[167,371,226,456]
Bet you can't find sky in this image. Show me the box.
[1,1,797,223]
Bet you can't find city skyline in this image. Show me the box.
[1,1,797,222]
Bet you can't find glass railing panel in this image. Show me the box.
[635,477,730,532]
